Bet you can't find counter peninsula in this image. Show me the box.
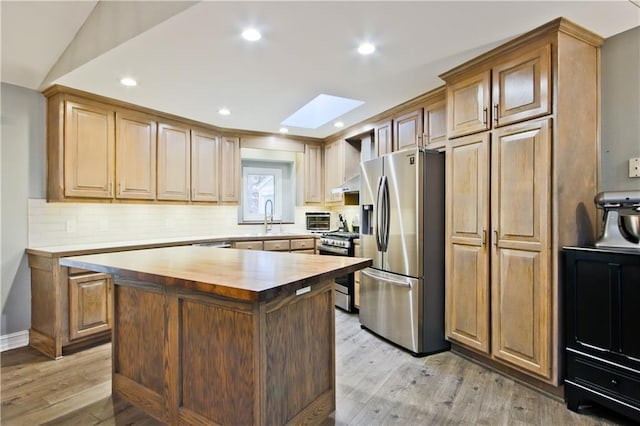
[60,245,371,425]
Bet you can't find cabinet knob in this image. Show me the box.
[611,378,619,386]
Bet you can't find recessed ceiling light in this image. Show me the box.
[120,77,137,87]
[358,42,376,55]
[279,127,289,133]
[218,108,231,116]
[242,28,261,41]
[334,121,344,128]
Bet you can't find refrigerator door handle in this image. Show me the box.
[361,268,412,288]
[381,175,390,251]
[375,176,384,251]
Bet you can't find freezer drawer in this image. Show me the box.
[359,268,422,353]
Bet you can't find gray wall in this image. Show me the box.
[600,26,640,191]
[0,28,638,338]
[1,83,46,335]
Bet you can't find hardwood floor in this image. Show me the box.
[1,310,633,425]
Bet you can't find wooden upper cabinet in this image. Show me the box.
[157,122,190,201]
[116,111,157,200]
[374,120,392,157]
[219,136,240,203]
[423,100,447,150]
[445,132,491,353]
[63,101,115,198]
[393,109,423,151]
[304,144,323,204]
[492,44,551,127]
[447,70,491,138]
[323,139,344,204]
[191,129,220,202]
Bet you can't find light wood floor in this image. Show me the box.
[1,310,633,425]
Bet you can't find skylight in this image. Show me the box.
[281,94,364,129]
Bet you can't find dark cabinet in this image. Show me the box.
[564,247,640,422]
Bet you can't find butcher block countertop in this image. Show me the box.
[60,245,371,303]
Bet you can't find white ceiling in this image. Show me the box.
[2,1,639,139]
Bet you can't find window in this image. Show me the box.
[240,160,295,224]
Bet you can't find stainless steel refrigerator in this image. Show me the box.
[359,148,448,355]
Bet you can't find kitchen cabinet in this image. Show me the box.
[115,110,157,200]
[68,271,112,341]
[423,100,447,150]
[442,18,602,387]
[304,144,323,204]
[393,109,422,151]
[446,44,551,139]
[157,121,190,201]
[374,120,392,157]
[564,247,640,422]
[233,241,264,250]
[191,128,220,202]
[290,238,315,253]
[263,239,290,251]
[323,138,344,204]
[219,136,240,203]
[61,100,115,199]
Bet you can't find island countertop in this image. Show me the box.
[60,245,371,303]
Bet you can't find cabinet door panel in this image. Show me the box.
[393,109,422,151]
[374,120,392,157]
[69,273,112,340]
[191,129,220,202]
[446,132,490,353]
[493,44,551,127]
[424,101,447,149]
[491,119,551,378]
[447,70,491,138]
[157,123,190,201]
[323,140,344,203]
[64,101,115,198]
[116,112,157,200]
[220,136,240,203]
[304,144,323,203]
[620,263,640,359]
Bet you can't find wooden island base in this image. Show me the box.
[113,277,335,425]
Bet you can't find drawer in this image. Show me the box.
[68,267,92,276]
[567,353,640,404]
[264,240,290,251]
[290,239,315,251]
[233,241,264,250]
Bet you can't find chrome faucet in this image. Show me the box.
[264,199,274,233]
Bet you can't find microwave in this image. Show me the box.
[305,212,331,232]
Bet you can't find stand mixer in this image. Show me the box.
[594,191,640,249]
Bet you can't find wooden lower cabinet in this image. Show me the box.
[68,272,112,341]
[233,240,264,250]
[112,278,335,424]
[28,253,112,359]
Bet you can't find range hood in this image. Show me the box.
[331,174,360,194]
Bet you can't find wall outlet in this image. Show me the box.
[66,218,77,233]
[630,157,640,178]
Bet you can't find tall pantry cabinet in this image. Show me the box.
[441,18,603,387]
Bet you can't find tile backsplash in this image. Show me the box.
[28,199,329,247]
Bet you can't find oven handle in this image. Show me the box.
[361,269,412,288]
[317,245,349,256]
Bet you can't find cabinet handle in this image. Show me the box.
[482,107,488,125]
[118,182,121,195]
[611,378,619,386]
[494,104,499,124]
[108,182,113,194]
[481,230,487,246]
[493,230,498,246]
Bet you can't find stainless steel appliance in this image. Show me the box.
[359,148,448,356]
[317,231,359,312]
[594,191,640,249]
[306,212,331,233]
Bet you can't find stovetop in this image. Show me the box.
[321,231,360,240]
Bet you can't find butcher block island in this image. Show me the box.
[60,246,371,425]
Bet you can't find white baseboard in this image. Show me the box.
[0,330,29,352]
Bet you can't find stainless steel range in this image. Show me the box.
[317,231,360,312]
